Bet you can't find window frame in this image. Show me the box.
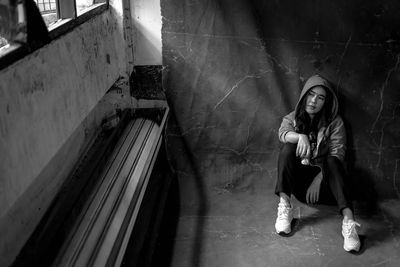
[0,0,109,71]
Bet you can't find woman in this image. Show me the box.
[274,75,361,252]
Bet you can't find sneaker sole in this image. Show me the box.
[277,231,291,236]
[343,243,360,252]
[275,221,292,236]
[276,228,291,235]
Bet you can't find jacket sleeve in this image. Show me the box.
[328,116,347,161]
[278,112,295,143]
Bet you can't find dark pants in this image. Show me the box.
[274,143,353,213]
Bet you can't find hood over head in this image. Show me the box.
[295,75,339,123]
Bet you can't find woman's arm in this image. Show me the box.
[284,131,300,144]
[278,113,311,158]
[278,112,296,143]
[285,132,311,158]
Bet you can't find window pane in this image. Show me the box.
[76,0,105,16]
[1,0,26,49]
[0,36,9,50]
[33,0,58,27]
[0,1,10,49]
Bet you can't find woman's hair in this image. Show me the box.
[295,86,333,134]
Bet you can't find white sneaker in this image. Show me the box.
[275,203,293,234]
[342,220,361,252]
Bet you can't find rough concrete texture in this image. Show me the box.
[0,11,125,217]
[162,122,400,266]
[160,0,400,265]
[0,5,131,266]
[161,0,400,202]
[167,173,400,267]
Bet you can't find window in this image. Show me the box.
[33,0,57,27]
[0,3,9,50]
[0,0,108,69]
[32,0,107,28]
[0,0,26,51]
[0,36,8,49]
[76,0,104,16]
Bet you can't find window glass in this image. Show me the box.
[33,0,58,27]
[1,0,10,49]
[76,0,105,16]
[0,0,26,50]
[1,0,108,65]
[0,36,8,50]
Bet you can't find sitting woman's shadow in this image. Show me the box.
[342,115,384,254]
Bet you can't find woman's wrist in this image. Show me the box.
[298,133,308,139]
[285,131,301,144]
[313,172,323,182]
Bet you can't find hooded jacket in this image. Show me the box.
[278,75,346,165]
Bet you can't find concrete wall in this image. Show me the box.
[0,1,133,265]
[132,0,162,65]
[161,0,400,213]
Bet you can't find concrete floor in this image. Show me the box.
[162,175,400,267]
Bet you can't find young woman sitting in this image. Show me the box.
[274,75,361,252]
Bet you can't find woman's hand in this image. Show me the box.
[306,173,322,204]
[296,134,311,158]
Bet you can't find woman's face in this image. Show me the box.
[305,86,326,117]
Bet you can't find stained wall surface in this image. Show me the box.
[0,2,132,266]
[161,0,400,212]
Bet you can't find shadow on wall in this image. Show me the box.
[336,81,388,213]
[246,0,400,204]
[164,113,210,267]
[160,0,400,263]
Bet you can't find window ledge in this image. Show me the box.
[49,3,108,40]
[0,43,28,71]
[0,43,21,58]
[77,3,107,16]
[48,18,73,32]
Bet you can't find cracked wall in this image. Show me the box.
[161,0,400,211]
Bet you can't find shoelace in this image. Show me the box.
[277,205,290,219]
[343,221,361,237]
